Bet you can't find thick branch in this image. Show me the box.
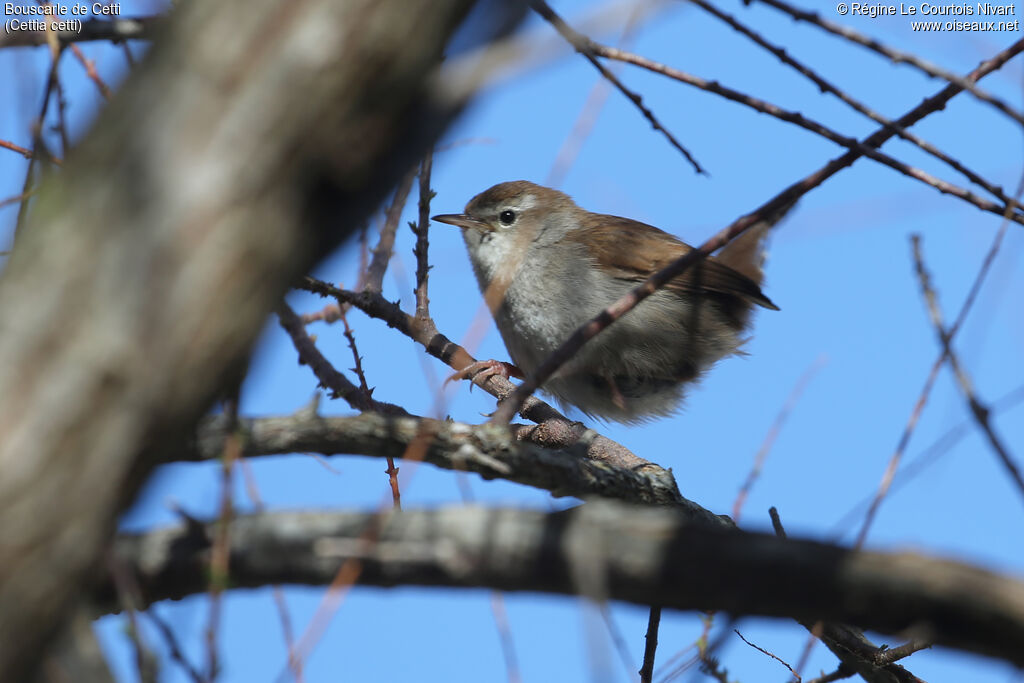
[103,503,1024,667]
[187,412,695,512]
[184,411,921,681]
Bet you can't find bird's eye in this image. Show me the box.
[498,209,516,226]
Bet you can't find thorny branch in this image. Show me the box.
[691,0,1019,211]
[530,0,706,175]
[588,43,1024,225]
[297,277,652,470]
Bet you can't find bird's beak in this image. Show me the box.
[432,213,492,233]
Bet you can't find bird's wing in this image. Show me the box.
[565,214,779,310]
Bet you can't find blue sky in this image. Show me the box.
[2,1,1023,681]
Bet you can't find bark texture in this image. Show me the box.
[104,503,1024,667]
[0,0,519,678]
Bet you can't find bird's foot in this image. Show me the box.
[446,360,524,391]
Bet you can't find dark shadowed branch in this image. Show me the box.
[102,502,1024,667]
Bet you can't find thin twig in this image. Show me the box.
[277,301,406,415]
[204,395,240,683]
[51,69,70,155]
[793,621,823,680]
[591,43,1024,226]
[911,235,1024,503]
[546,7,642,188]
[0,138,36,161]
[831,382,1024,534]
[338,309,372,399]
[413,151,434,320]
[278,468,436,682]
[874,641,932,666]
[639,606,662,683]
[107,555,159,683]
[855,171,1024,546]
[121,39,136,67]
[746,0,1024,127]
[238,458,304,683]
[356,223,370,290]
[733,356,825,522]
[655,627,706,682]
[735,629,801,680]
[69,43,112,98]
[0,189,39,210]
[599,604,639,682]
[145,610,204,683]
[270,588,304,683]
[491,591,522,683]
[295,227,371,325]
[651,644,698,683]
[530,0,706,175]
[299,299,342,325]
[15,43,63,240]
[692,0,1019,209]
[364,169,416,294]
[33,0,111,98]
[854,357,944,549]
[276,557,365,683]
[655,614,724,683]
[337,303,402,508]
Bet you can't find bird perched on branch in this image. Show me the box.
[434,181,783,423]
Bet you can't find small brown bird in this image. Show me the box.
[434,181,780,423]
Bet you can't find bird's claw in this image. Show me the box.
[445,360,524,391]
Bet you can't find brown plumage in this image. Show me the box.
[565,215,778,312]
[434,181,785,423]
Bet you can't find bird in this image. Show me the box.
[433,181,780,423]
